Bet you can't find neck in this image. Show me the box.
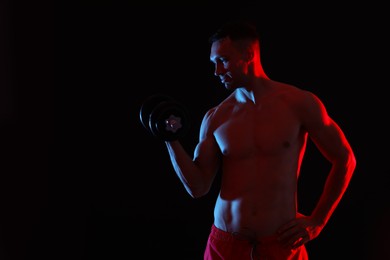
[253,62,269,78]
[236,77,271,104]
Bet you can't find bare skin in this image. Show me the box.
[165,36,356,251]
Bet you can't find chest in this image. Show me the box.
[213,103,302,157]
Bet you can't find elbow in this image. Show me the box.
[186,186,211,199]
[346,145,356,170]
[349,152,357,169]
[188,193,203,199]
[340,149,356,180]
[347,152,357,176]
[184,172,215,199]
[331,148,356,180]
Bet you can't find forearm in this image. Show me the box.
[165,141,207,198]
[311,158,356,227]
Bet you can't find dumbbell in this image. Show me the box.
[139,94,190,141]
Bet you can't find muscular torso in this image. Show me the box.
[211,86,308,239]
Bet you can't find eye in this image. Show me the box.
[218,58,229,65]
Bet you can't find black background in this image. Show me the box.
[1,2,389,260]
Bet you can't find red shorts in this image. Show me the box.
[204,224,309,260]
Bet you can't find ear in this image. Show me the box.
[245,47,255,62]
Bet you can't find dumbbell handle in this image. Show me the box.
[165,114,182,133]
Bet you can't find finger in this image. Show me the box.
[291,232,310,249]
[278,224,304,241]
[277,220,297,233]
[280,230,308,248]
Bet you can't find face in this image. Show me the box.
[210,37,248,90]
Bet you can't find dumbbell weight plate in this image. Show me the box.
[139,94,176,133]
[149,101,190,141]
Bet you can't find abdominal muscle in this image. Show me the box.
[213,156,298,239]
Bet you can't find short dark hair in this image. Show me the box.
[209,20,260,44]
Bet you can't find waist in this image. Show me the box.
[210,224,279,244]
[213,196,296,236]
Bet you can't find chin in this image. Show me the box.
[225,84,237,91]
[224,82,233,89]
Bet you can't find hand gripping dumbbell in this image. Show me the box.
[139,94,190,141]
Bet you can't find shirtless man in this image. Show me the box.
[163,20,356,259]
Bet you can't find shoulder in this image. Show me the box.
[204,92,236,119]
[271,81,324,111]
[199,93,236,132]
[270,80,330,126]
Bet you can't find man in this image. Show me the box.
[163,20,356,259]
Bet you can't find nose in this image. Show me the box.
[214,63,224,76]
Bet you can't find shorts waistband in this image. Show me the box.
[210,224,279,244]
